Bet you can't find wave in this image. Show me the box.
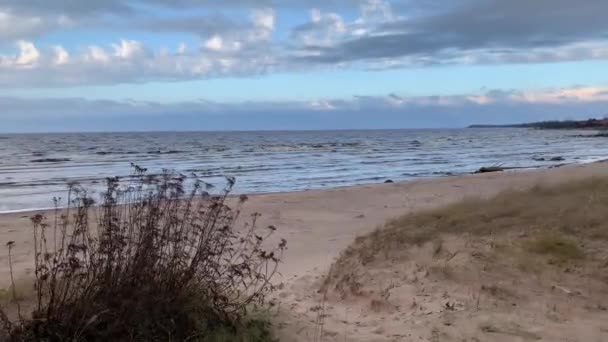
[241,142,364,153]
[2,129,608,212]
[96,151,139,155]
[30,158,71,163]
[146,150,188,155]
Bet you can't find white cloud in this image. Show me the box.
[84,46,110,63]
[509,86,608,104]
[252,8,275,31]
[204,35,224,51]
[311,8,322,23]
[52,45,69,65]
[177,42,188,54]
[292,9,346,47]
[203,35,242,52]
[0,37,280,87]
[359,0,395,23]
[249,8,276,41]
[112,39,146,59]
[309,99,337,111]
[15,40,40,66]
[292,1,396,52]
[0,40,42,69]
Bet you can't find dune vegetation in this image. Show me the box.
[328,177,608,273]
[319,177,608,341]
[1,168,285,342]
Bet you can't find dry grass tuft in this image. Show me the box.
[524,232,583,263]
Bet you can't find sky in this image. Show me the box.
[1,0,608,132]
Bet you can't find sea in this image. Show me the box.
[1,128,607,213]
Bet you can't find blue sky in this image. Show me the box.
[1,0,608,132]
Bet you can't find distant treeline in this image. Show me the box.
[469,118,608,129]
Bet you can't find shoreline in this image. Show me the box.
[1,157,606,215]
[2,159,608,289]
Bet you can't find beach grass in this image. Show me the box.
[524,232,584,263]
[325,176,608,295]
[355,177,607,256]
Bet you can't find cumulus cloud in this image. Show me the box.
[252,8,275,31]
[15,40,40,65]
[292,9,347,48]
[84,45,110,63]
[0,37,282,87]
[0,40,41,68]
[291,0,397,49]
[112,39,147,59]
[0,2,287,87]
[51,45,69,65]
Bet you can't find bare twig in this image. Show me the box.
[6,241,22,320]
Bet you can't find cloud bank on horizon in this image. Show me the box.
[1,0,607,131]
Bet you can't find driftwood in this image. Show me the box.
[474,165,531,174]
[475,166,504,173]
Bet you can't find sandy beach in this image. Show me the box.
[2,161,608,341]
[1,162,605,285]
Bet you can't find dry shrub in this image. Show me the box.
[1,167,285,341]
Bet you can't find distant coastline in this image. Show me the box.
[469,118,608,129]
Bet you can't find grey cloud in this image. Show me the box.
[145,0,364,10]
[0,0,132,16]
[0,12,48,41]
[136,14,243,37]
[1,0,365,16]
[300,0,608,64]
[483,89,518,99]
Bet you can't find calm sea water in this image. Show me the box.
[0,129,607,212]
